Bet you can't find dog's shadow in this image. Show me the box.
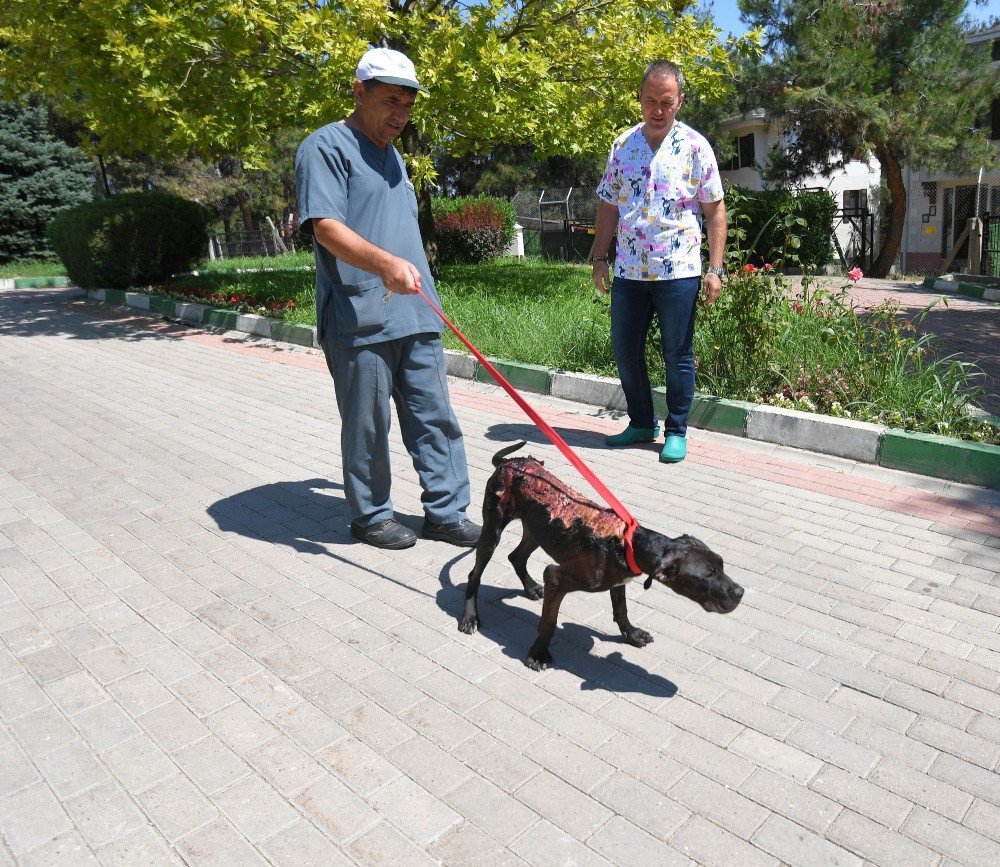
[437,556,678,700]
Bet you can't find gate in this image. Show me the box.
[983,214,1000,277]
[831,208,875,272]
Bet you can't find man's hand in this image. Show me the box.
[702,272,723,304]
[380,256,422,295]
[592,260,611,295]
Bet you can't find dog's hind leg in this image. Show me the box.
[610,585,653,647]
[508,526,543,601]
[459,495,507,635]
[524,565,567,671]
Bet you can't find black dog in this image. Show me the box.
[459,442,744,670]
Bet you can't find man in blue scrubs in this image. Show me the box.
[295,47,480,550]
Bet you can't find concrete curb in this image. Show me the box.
[0,276,72,289]
[922,275,1000,303]
[83,286,1000,489]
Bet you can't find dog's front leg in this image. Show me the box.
[610,585,653,647]
[525,565,567,671]
[459,505,506,634]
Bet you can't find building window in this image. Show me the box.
[992,38,1000,62]
[721,133,755,170]
[843,189,868,214]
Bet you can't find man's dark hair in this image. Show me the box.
[640,60,685,94]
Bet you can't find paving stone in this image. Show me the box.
[670,814,780,867]
[35,741,109,799]
[95,824,181,866]
[589,772,689,842]
[786,720,880,776]
[669,769,770,839]
[19,829,99,867]
[245,735,325,796]
[63,781,146,848]
[214,773,299,844]
[386,734,472,797]
[510,819,614,867]
[258,819,355,867]
[317,736,402,797]
[0,782,72,855]
[138,700,209,753]
[901,806,1000,864]
[587,815,689,867]
[174,735,249,795]
[739,768,841,834]
[751,813,863,867]
[441,776,539,846]
[10,704,78,758]
[809,764,912,830]
[869,757,973,822]
[827,809,938,867]
[515,771,613,841]
[367,775,462,845]
[429,819,528,867]
[174,818,268,867]
[136,775,219,843]
[928,752,1000,807]
[346,819,442,866]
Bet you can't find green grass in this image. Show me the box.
[193,251,314,272]
[138,254,996,443]
[0,260,67,279]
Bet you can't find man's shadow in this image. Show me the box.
[206,478,440,597]
[435,554,678,699]
[480,421,661,456]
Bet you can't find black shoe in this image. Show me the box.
[350,518,417,550]
[421,518,481,547]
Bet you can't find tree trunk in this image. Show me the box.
[400,125,441,278]
[870,143,904,278]
[235,189,255,235]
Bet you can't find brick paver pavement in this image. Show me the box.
[1,286,998,866]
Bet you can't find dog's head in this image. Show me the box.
[645,534,743,613]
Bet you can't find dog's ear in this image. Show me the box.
[643,576,653,590]
[651,542,690,586]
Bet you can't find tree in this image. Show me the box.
[739,0,997,276]
[0,100,93,262]
[0,0,755,264]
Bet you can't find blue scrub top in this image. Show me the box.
[295,121,444,348]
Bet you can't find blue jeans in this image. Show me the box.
[610,276,700,437]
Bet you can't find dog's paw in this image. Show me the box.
[524,650,552,671]
[524,581,544,602]
[457,615,479,635]
[625,628,654,647]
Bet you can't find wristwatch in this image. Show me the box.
[706,266,725,278]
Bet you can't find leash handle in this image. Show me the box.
[415,287,643,576]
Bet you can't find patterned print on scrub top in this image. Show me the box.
[597,120,724,281]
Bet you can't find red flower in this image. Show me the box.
[764,263,773,271]
[743,264,758,274]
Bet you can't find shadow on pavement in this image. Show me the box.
[207,478,442,600]
[436,553,678,699]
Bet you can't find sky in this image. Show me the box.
[701,0,1000,38]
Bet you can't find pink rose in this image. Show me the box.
[849,267,863,283]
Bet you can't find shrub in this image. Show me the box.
[432,195,516,265]
[0,101,93,263]
[47,191,210,289]
[725,186,837,269]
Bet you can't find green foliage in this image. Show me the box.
[47,192,210,289]
[432,196,516,265]
[0,101,93,263]
[724,186,837,268]
[0,260,66,279]
[738,0,997,275]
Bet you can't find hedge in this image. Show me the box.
[726,186,838,269]
[47,191,210,289]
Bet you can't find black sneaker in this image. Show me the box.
[350,518,417,550]
[421,518,481,547]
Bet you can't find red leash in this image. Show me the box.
[416,287,643,576]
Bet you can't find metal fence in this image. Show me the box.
[208,217,297,260]
[511,188,600,262]
[900,165,1000,276]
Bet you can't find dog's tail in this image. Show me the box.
[492,441,527,466]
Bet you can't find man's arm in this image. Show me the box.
[701,198,727,304]
[312,217,421,295]
[591,200,619,295]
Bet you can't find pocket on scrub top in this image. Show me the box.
[331,277,389,337]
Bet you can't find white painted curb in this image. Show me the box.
[746,405,885,462]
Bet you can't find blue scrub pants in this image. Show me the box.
[322,333,471,527]
[610,276,700,438]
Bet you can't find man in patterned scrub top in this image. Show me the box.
[295,48,480,550]
[592,60,727,464]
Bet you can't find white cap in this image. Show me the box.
[355,47,428,93]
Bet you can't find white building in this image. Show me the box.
[899,24,1000,274]
[717,108,881,269]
